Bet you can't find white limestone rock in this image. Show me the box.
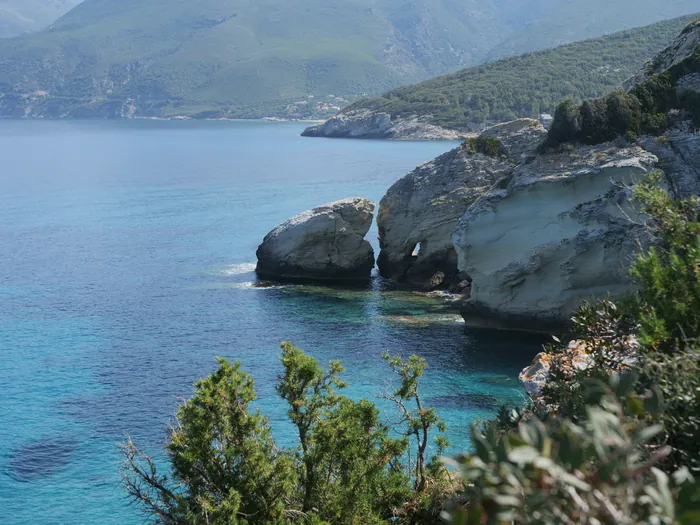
[256,198,376,281]
[453,144,659,331]
[377,119,546,290]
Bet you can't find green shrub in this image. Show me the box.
[463,136,504,157]
[545,99,581,147]
[121,345,451,524]
[449,376,700,525]
[630,174,700,354]
[121,359,296,525]
[544,38,700,147]
[607,90,643,137]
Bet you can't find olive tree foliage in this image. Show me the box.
[121,345,448,525]
[629,173,700,354]
[627,175,700,473]
[448,376,700,525]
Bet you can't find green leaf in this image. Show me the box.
[508,446,539,465]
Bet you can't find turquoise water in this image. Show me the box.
[0,120,543,524]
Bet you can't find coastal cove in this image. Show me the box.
[0,120,544,525]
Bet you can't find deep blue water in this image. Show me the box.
[0,120,543,525]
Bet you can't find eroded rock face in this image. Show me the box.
[256,198,375,281]
[641,121,700,199]
[301,109,469,140]
[377,119,546,290]
[453,144,659,331]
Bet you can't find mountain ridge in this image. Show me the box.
[0,1,699,120]
[0,1,83,38]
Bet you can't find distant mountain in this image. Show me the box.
[0,0,698,119]
[487,0,700,61]
[0,0,83,38]
[306,13,699,137]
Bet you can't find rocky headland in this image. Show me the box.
[256,198,376,281]
[261,22,700,335]
[384,21,698,331]
[301,110,470,141]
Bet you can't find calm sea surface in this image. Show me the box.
[0,120,543,525]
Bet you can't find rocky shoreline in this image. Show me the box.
[257,25,700,335]
[301,109,471,141]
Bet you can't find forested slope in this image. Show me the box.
[341,13,699,131]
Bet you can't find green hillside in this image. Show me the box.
[0,1,83,38]
[0,1,698,119]
[343,13,700,131]
[0,0,524,119]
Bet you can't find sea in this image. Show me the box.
[0,119,543,525]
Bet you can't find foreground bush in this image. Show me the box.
[450,376,700,524]
[121,345,451,524]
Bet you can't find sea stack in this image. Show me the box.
[256,198,376,281]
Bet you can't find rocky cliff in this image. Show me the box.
[625,19,700,88]
[375,21,700,330]
[301,109,470,140]
[376,119,546,290]
[453,144,658,331]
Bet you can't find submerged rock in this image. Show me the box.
[453,144,658,331]
[377,119,546,290]
[8,437,77,483]
[301,109,469,140]
[256,198,376,281]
